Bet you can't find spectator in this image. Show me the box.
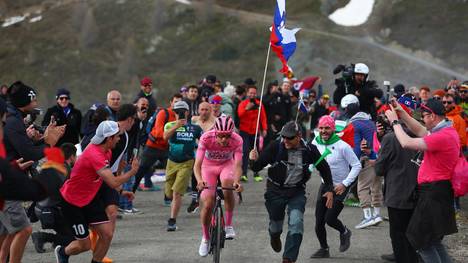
[432,89,445,101]
[310,94,331,132]
[80,106,110,150]
[232,85,246,128]
[418,86,431,105]
[184,85,201,118]
[443,94,466,148]
[249,121,333,263]
[209,95,223,118]
[393,84,406,99]
[263,80,291,144]
[237,86,267,182]
[106,90,121,121]
[179,86,188,99]
[385,98,458,262]
[0,84,7,100]
[374,111,419,263]
[135,77,157,117]
[42,88,82,146]
[132,94,182,193]
[200,75,216,102]
[459,83,468,115]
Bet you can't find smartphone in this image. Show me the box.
[133,148,138,158]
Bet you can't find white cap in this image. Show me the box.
[173,101,189,111]
[340,94,359,109]
[91,121,120,145]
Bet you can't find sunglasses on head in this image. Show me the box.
[420,104,435,115]
[58,97,69,101]
[282,135,296,140]
[442,100,453,105]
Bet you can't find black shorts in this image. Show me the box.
[99,182,120,207]
[60,194,109,239]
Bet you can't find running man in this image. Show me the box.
[194,115,243,257]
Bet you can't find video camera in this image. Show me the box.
[333,64,355,81]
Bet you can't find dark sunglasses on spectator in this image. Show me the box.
[433,96,441,100]
[58,97,69,101]
[442,101,453,105]
[282,135,296,140]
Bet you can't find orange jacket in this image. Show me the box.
[146,108,176,150]
[446,105,467,147]
[237,99,267,135]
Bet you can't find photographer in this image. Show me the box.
[237,86,267,183]
[332,63,382,119]
[374,106,419,263]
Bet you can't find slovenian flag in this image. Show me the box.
[270,0,300,74]
[298,96,309,113]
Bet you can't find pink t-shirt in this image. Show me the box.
[60,144,112,207]
[196,130,243,163]
[418,127,460,184]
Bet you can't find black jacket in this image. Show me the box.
[4,104,46,162]
[406,180,457,249]
[262,92,291,131]
[375,132,418,209]
[184,98,201,119]
[250,139,333,195]
[333,78,382,119]
[42,103,82,146]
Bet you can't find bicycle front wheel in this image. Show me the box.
[213,207,223,263]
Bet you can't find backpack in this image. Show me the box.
[146,108,169,135]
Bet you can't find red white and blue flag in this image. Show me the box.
[270,0,300,74]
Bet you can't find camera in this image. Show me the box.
[249,98,259,109]
[33,124,46,134]
[333,64,354,81]
[174,109,186,120]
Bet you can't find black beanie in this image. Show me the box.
[8,81,37,108]
[56,88,70,99]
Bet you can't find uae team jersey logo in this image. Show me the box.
[205,150,233,161]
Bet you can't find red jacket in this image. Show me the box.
[237,99,267,135]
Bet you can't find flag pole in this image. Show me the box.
[253,42,271,151]
[295,93,302,123]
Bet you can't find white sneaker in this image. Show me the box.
[372,216,383,225]
[355,218,374,229]
[225,226,236,240]
[198,238,209,257]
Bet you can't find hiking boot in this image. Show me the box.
[187,199,199,213]
[310,247,330,258]
[240,175,248,182]
[355,217,374,229]
[167,218,177,232]
[270,234,282,253]
[381,253,396,262]
[253,174,263,182]
[225,226,236,240]
[54,245,69,263]
[32,232,46,253]
[339,227,352,252]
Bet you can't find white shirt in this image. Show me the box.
[312,138,361,187]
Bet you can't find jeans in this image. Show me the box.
[132,146,168,192]
[264,189,306,261]
[119,165,135,210]
[239,131,257,176]
[315,184,347,249]
[387,207,418,263]
[418,239,453,263]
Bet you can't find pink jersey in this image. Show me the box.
[196,130,243,163]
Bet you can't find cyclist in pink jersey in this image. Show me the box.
[194,116,243,257]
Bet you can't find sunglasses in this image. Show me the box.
[442,101,453,105]
[58,97,69,101]
[433,96,441,100]
[217,134,231,139]
[282,135,296,140]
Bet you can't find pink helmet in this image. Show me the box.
[214,115,234,134]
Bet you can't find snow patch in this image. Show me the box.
[29,16,43,23]
[175,0,191,5]
[328,0,375,27]
[2,15,27,27]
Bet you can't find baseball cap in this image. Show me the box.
[397,96,417,110]
[421,98,445,116]
[280,121,301,137]
[90,121,120,145]
[140,77,152,86]
[244,78,256,86]
[209,95,223,104]
[173,100,189,111]
[205,75,217,84]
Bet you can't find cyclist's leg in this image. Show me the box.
[200,163,221,240]
[220,160,235,226]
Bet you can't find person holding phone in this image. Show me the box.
[163,101,202,231]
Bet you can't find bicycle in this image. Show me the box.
[203,181,236,263]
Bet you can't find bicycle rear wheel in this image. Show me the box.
[213,207,223,263]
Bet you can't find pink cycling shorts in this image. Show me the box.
[200,159,235,200]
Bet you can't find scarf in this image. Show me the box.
[431,119,453,133]
[315,132,341,145]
